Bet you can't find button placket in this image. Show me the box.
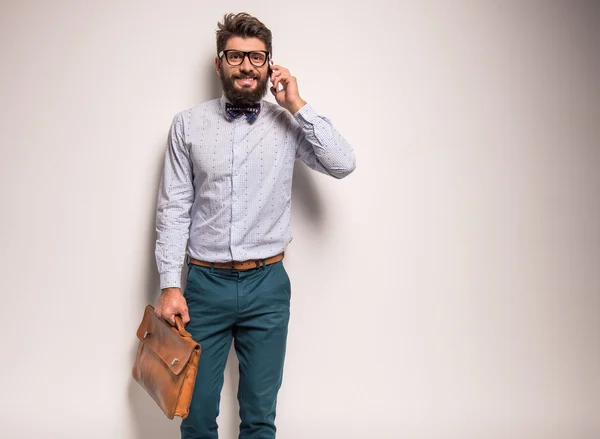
[230,121,244,260]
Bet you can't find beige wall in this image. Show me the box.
[1,1,598,438]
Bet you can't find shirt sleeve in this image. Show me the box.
[293,104,356,178]
[155,113,195,289]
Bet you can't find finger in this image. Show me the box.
[271,66,290,83]
[279,71,294,85]
[270,70,283,84]
[156,306,168,320]
[159,308,174,324]
[278,73,294,86]
[274,73,288,90]
[181,308,190,325]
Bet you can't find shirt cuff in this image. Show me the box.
[160,271,182,290]
[293,104,319,125]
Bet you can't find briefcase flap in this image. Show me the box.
[136,305,199,376]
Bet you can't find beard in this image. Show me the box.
[220,71,269,106]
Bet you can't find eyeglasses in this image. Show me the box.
[218,50,270,67]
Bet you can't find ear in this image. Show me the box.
[215,56,222,77]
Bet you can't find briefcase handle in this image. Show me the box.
[145,305,193,338]
[172,315,192,338]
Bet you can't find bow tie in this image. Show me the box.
[225,102,261,123]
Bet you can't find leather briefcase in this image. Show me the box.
[132,305,201,419]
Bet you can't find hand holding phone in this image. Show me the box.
[268,62,305,113]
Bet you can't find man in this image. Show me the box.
[154,12,355,439]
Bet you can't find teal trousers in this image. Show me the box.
[180,261,291,439]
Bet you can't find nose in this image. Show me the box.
[239,54,255,72]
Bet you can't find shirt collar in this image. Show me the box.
[220,94,264,122]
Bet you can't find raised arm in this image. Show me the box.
[269,63,356,178]
[293,104,356,178]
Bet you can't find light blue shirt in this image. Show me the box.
[155,95,356,289]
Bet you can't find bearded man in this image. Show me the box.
[153,12,356,439]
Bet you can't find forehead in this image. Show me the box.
[224,36,267,52]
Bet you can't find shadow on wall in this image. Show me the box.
[208,60,221,100]
[127,136,183,438]
[126,58,326,439]
[291,162,326,235]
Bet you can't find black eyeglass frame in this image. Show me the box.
[218,50,271,67]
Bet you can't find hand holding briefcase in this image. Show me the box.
[132,305,201,419]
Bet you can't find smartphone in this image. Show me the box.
[268,59,274,80]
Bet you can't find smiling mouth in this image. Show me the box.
[235,77,257,86]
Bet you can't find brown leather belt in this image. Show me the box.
[189,252,284,271]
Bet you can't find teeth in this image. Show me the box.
[236,77,255,86]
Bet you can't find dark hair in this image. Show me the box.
[216,13,273,56]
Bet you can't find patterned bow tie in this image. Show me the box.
[225,102,261,123]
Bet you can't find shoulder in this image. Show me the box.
[174,99,222,125]
[166,100,221,144]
